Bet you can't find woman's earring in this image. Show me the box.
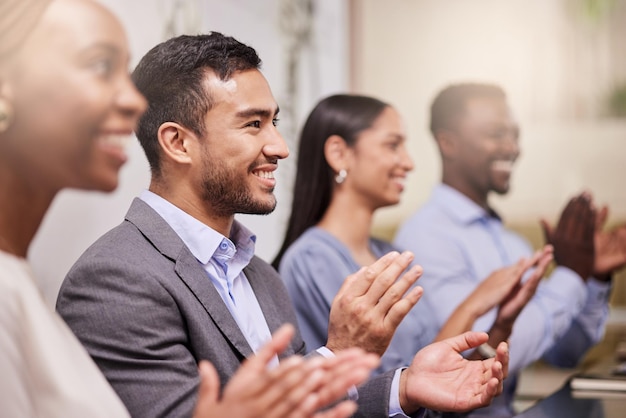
[335,169,347,184]
[0,99,13,133]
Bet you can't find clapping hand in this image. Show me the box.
[192,324,380,418]
[399,332,508,414]
[326,251,424,356]
[593,205,626,279]
[540,192,595,281]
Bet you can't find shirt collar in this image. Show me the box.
[432,183,502,224]
[139,190,256,265]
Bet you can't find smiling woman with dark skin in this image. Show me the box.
[0,1,377,417]
[0,0,146,416]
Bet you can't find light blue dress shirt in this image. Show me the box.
[142,191,422,417]
[140,190,276,365]
[394,184,612,418]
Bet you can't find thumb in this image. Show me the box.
[539,219,553,244]
[445,331,489,353]
[596,205,609,231]
[245,324,294,371]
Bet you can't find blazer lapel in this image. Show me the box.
[125,198,254,360]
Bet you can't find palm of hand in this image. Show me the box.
[594,226,626,275]
[475,264,523,314]
[405,341,492,412]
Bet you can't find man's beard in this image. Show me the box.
[200,161,277,218]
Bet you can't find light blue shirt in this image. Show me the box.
[280,227,434,372]
[140,190,275,364]
[280,227,429,417]
[394,184,612,418]
[142,191,423,416]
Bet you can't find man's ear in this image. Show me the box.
[435,129,457,161]
[157,122,195,164]
[323,134,350,172]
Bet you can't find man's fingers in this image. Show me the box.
[526,245,553,272]
[312,401,358,418]
[596,205,609,231]
[314,350,379,405]
[363,251,414,305]
[336,252,400,298]
[375,264,423,314]
[253,356,313,415]
[562,195,585,236]
[445,331,489,353]
[381,285,423,330]
[193,360,220,416]
[495,341,509,380]
[539,219,553,244]
[250,324,295,369]
[272,350,378,418]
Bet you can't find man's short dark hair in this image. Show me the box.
[132,32,262,177]
[430,83,506,136]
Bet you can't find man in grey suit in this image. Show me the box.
[57,32,508,418]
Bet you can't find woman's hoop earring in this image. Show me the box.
[0,99,14,133]
[335,169,347,185]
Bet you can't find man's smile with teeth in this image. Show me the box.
[254,170,275,179]
[492,160,514,172]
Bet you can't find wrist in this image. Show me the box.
[592,272,613,283]
[398,369,418,414]
[556,263,591,282]
[492,318,514,335]
[457,298,484,322]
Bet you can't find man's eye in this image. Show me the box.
[248,121,261,128]
[272,118,280,127]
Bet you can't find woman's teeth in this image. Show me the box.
[100,134,131,149]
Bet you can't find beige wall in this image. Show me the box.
[350,0,626,231]
[351,0,626,302]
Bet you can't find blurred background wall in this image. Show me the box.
[30,0,626,306]
[30,0,350,305]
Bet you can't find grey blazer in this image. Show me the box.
[57,198,396,418]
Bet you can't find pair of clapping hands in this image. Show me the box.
[193,251,509,418]
[541,191,626,282]
[453,191,626,361]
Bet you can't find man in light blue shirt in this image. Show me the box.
[395,83,626,417]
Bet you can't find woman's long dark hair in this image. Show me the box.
[272,94,389,269]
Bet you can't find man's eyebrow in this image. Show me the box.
[235,106,280,119]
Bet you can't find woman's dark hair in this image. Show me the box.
[272,94,389,269]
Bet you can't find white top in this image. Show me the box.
[0,250,130,418]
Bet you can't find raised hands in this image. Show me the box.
[192,324,380,418]
[399,332,508,413]
[494,245,554,328]
[540,192,596,281]
[435,245,554,343]
[593,205,626,278]
[326,251,424,355]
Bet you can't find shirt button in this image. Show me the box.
[220,242,228,250]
